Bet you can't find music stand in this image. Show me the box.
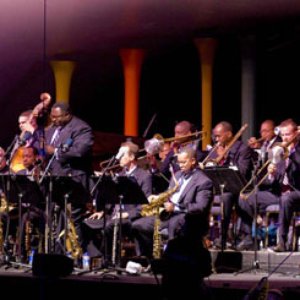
[78,174,148,275]
[41,175,88,256]
[1,174,44,269]
[203,167,246,251]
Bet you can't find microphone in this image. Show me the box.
[274,126,281,136]
[61,138,73,153]
[115,146,127,160]
[19,131,32,146]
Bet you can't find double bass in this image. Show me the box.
[9,93,52,173]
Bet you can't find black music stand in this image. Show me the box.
[203,167,246,251]
[79,174,148,275]
[1,174,44,269]
[41,175,88,256]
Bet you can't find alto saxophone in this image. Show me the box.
[141,170,180,217]
[141,167,179,259]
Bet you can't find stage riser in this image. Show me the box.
[210,250,300,274]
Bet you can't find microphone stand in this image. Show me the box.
[77,155,119,275]
[38,148,57,254]
[4,135,19,168]
[235,161,261,275]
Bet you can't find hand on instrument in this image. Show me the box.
[88,211,104,220]
[164,201,175,213]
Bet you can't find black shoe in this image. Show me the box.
[236,239,254,251]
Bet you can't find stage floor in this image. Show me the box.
[1,249,300,300]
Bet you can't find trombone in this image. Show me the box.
[98,130,206,171]
[144,130,206,155]
[240,131,300,200]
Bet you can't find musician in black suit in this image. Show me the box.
[207,121,254,250]
[272,119,300,252]
[248,119,282,166]
[44,102,94,253]
[14,146,45,261]
[85,141,152,262]
[132,146,213,259]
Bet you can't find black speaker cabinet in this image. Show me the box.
[32,253,74,277]
[214,251,242,273]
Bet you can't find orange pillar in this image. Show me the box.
[50,60,76,105]
[194,38,218,150]
[119,49,145,137]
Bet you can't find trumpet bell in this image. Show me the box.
[144,135,164,155]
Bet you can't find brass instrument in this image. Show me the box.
[25,219,32,258]
[152,206,162,259]
[59,205,83,260]
[141,167,179,259]
[240,131,300,200]
[202,123,248,167]
[248,136,265,147]
[66,218,83,260]
[144,130,206,155]
[199,143,219,169]
[98,130,206,171]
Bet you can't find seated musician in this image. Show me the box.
[248,119,282,166]
[149,121,204,173]
[202,121,254,250]
[272,119,300,252]
[84,141,152,263]
[17,146,45,261]
[132,146,213,259]
[0,146,45,262]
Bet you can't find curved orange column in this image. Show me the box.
[119,49,146,137]
[50,60,76,105]
[194,38,217,150]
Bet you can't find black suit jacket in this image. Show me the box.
[45,116,94,183]
[168,168,213,217]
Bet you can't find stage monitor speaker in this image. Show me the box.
[214,251,242,273]
[32,253,73,277]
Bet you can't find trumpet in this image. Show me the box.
[144,130,206,155]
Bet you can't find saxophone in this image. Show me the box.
[141,167,179,259]
[60,204,83,260]
[65,218,83,260]
[25,219,32,258]
[141,168,180,217]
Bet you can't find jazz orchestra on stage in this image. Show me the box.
[1,92,300,270]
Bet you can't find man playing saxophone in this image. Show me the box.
[132,146,213,259]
